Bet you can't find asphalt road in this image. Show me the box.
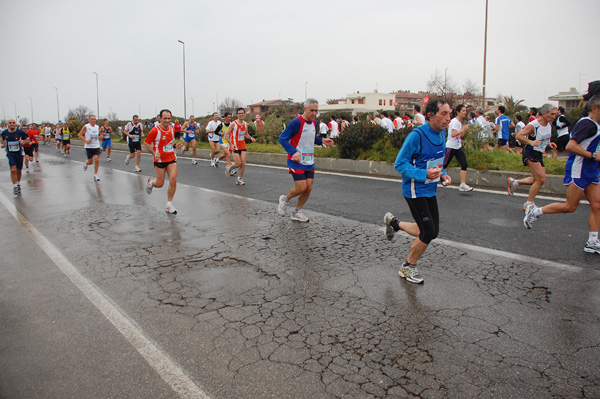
[0,145,598,399]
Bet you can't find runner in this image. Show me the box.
[43,124,52,145]
[205,112,223,167]
[26,123,40,165]
[78,115,102,181]
[443,104,473,192]
[225,108,256,185]
[54,123,62,152]
[124,115,144,172]
[217,112,232,172]
[523,95,600,254]
[144,109,182,214]
[61,123,71,157]
[173,119,182,140]
[277,98,333,222]
[99,119,113,161]
[1,119,30,195]
[383,98,452,284]
[507,104,558,209]
[181,115,200,164]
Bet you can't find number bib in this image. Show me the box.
[237,131,246,141]
[163,144,174,152]
[63,133,70,139]
[131,134,140,142]
[425,157,444,184]
[7,141,20,152]
[90,133,99,144]
[299,148,314,165]
[533,132,551,153]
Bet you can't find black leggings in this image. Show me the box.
[405,196,439,245]
[443,147,468,171]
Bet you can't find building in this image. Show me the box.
[317,91,396,115]
[548,88,583,111]
[247,99,299,118]
[394,90,430,110]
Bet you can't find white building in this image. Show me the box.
[548,88,583,111]
[318,91,396,115]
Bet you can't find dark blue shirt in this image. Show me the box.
[1,129,28,153]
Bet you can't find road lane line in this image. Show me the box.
[0,192,211,399]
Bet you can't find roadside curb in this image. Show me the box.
[74,141,567,196]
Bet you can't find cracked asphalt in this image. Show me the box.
[1,146,599,398]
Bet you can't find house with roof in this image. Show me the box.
[548,88,583,111]
[317,91,396,115]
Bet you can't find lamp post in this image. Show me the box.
[29,97,34,123]
[93,72,99,117]
[177,40,187,119]
[1,105,5,125]
[54,87,60,122]
[138,104,141,117]
[191,97,194,116]
[305,81,308,101]
[14,102,17,120]
[444,68,449,97]
[482,0,488,108]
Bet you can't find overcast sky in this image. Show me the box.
[1,0,598,123]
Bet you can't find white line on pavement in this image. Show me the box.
[0,192,211,399]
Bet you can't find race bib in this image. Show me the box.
[163,144,174,152]
[90,133,99,144]
[7,141,20,152]
[534,132,551,153]
[131,134,140,142]
[238,131,246,141]
[299,148,314,165]
[63,133,69,139]
[425,157,444,184]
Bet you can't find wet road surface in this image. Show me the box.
[1,146,598,398]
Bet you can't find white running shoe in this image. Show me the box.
[236,177,245,185]
[107,157,111,162]
[523,205,538,229]
[181,148,186,155]
[523,201,536,211]
[225,166,231,177]
[507,177,518,196]
[459,183,473,192]
[383,212,396,241]
[146,177,154,194]
[230,168,238,176]
[192,159,198,165]
[125,156,130,166]
[134,166,142,172]
[165,204,177,214]
[83,163,88,171]
[584,240,600,254]
[214,158,220,167]
[94,175,100,182]
[291,210,309,222]
[399,262,424,284]
[278,195,288,216]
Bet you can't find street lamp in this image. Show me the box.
[305,81,308,101]
[482,0,489,108]
[93,72,99,117]
[177,40,187,119]
[191,97,194,116]
[1,105,5,125]
[444,68,449,96]
[54,87,60,122]
[29,97,34,123]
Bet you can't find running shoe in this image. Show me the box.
[64,154,67,157]
[35,159,39,163]
[146,177,154,194]
[459,183,473,192]
[94,175,100,182]
[236,177,245,185]
[125,156,130,165]
[230,168,238,176]
[134,166,142,172]
[165,204,177,214]
[507,177,518,196]
[107,157,111,162]
[214,158,219,167]
[210,159,215,167]
[522,201,536,211]
[16,183,21,193]
[83,163,88,171]
[383,212,396,241]
[225,166,231,177]
[291,210,309,222]
[523,205,538,229]
[278,195,288,216]
[181,148,186,155]
[192,159,198,165]
[398,262,424,284]
[584,240,600,254]
[13,186,18,196]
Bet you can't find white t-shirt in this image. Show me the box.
[329,120,339,138]
[206,120,221,142]
[319,122,328,135]
[380,117,394,133]
[394,117,404,129]
[476,115,492,138]
[446,118,463,149]
[84,123,100,149]
[415,113,425,126]
[515,121,525,135]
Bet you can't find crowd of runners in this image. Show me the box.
[2,90,599,283]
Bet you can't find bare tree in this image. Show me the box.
[218,97,245,115]
[107,111,118,121]
[18,117,29,126]
[427,69,458,104]
[66,105,94,124]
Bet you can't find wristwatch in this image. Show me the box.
[592,152,597,160]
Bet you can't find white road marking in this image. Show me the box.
[0,192,211,399]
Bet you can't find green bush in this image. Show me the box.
[337,122,387,159]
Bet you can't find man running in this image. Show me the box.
[144,109,182,214]
[99,119,113,161]
[225,108,256,185]
[507,104,557,209]
[44,124,52,145]
[383,99,452,284]
[181,115,199,164]
[24,124,39,170]
[492,106,515,152]
[1,119,30,195]
[78,115,102,181]
[54,123,62,152]
[205,112,223,167]
[523,95,600,254]
[61,123,71,157]
[218,112,232,171]
[124,115,144,172]
[277,98,333,222]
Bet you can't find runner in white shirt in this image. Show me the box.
[328,116,339,139]
[413,105,425,126]
[205,112,223,167]
[443,105,473,192]
[78,115,102,181]
[380,111,394,133]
